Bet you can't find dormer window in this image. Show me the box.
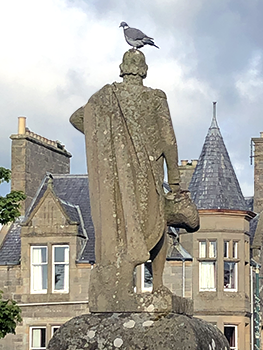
[31,246,48,294]
[52,245,69,293]
[31,244,69,294]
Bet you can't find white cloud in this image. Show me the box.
[0,0,263,201]
[235,51,263,101]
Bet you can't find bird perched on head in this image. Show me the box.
[119,22,159,49]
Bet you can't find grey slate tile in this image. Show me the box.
[189,113,248,211]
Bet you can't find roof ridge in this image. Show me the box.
[52,174,88,178]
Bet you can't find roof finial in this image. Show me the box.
[213,101,217,120]
[209,101,219,130]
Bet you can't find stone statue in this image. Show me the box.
[70,49,199,312]
[47,51,229,350]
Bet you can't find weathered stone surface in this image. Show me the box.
[70,49,199,312]
[47,312,230,350]
[90,284,193,315]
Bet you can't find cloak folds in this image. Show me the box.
[71,82,180,268]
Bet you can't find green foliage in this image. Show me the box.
[0,168,11,184]
[0,167,26,225]
[0,291,22,339]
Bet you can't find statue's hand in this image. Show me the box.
[169,183,180,194]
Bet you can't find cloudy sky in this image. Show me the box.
[1,0,262,198]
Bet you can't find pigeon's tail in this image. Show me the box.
[143,38,159,49]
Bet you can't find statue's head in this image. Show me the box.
[120,49,148,79]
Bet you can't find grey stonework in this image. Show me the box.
[252,134,263,213]
[10,133,71,214]
[47,312,230,350]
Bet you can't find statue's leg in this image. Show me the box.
[150,231,168,292]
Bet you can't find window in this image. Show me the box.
[233,242,238,259]
[224,241,229,258]
[198,240,217,291]
[30,327,46,350]
[51,326,60,337]
[224,325,237,350]
[141,261,153,292]
[31,245,69,294]
[224,262,237,291]
[31,247,48,294]
[52,245,69,292]
[224,240,238,292]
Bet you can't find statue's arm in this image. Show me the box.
[70,106,84,134]
[155,90,180,189]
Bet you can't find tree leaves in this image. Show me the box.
[0,168,11,184]
[0,167,24,337]
[0,291,22,339]
[0,167,26,225]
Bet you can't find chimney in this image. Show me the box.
[252,132,263,213]
[18,116,26,135]
[191,159,198,167]
[10,117,72,215]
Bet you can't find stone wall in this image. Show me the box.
[179,160,197,191]
[0,263,91,350]
[163,261,192,298]
[10,132,71,214]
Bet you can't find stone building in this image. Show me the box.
[10,117,71,215]
[180,104,255,350]
[0,106,261,350]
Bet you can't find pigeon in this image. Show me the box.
[119,22,159,49]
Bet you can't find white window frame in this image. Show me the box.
[224,241,229,258]
[51,326,60,337]
[141,261,153,292]
[224,261,238,292]
[233,241,238,259]
[30,326,46,350]
[52,245,69,293]
[31,246,48,294]
[224,325,238,350]
[199,261,216,291]
[198,240,217,292]
[208,241,217,258]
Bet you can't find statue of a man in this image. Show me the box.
[70,49,197,311]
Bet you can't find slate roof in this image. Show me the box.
[189,110,247,210]
[0,219,22,265]
[0,174,95,265]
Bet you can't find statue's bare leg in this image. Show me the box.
[150,231,168,292]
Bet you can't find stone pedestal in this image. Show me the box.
[47,312,229,350]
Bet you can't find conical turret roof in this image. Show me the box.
[189,103,247,210]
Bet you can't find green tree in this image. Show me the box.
[0,292,22,339]
[0,167,26,225]
[0,167,24,338]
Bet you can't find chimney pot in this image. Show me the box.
[191,159,198,167]
[260,132,263,138]
[181,160,188,166]
[18,117,26,135]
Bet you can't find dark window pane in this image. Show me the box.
[54,264,65,290]
[224,262,236,289]
[224,326,236,347]
[42,265,48,290]
[54,247,66,262]
[144,262,152,289]
[40,328,46,347]
[41,248,47,263]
